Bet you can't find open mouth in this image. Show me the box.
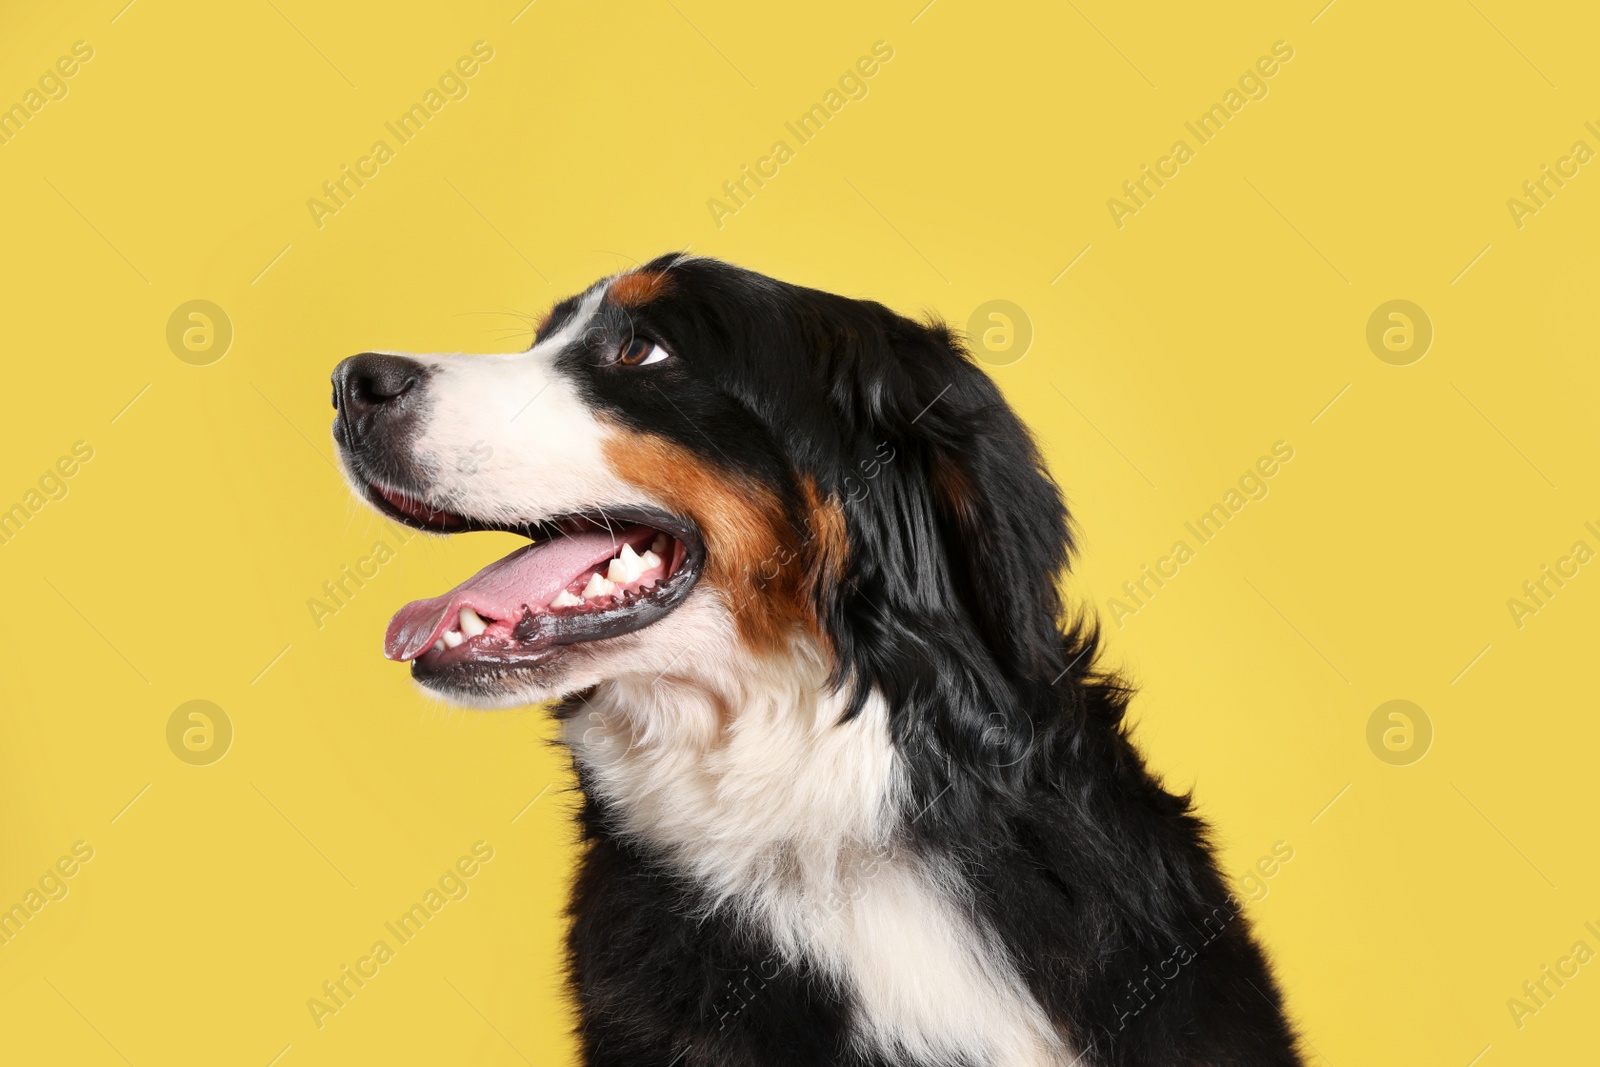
[362,483,704,680]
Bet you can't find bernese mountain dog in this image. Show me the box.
[330,254,1303,1066]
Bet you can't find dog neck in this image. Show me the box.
[564,632,904,920]
[561,633,1074,1066]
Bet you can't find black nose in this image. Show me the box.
[332,353,425,415]
[332,353,427,448]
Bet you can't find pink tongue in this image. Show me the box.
[385,527,647,661]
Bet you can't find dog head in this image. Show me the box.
[332,255,1079,771]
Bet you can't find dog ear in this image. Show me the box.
[804,304,1084,782]
[917,352,1074,684]
[829,313,1072,676]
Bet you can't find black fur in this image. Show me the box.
[553,255,1303,1066]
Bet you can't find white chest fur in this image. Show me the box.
[566,639,1073,1066]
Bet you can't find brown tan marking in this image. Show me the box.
[607,270,673,308]
[600,424,805,653]
[800,477,849,642]
[932,457,981,532]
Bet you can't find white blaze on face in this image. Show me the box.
[354,284,745,706]
[396,287,653,525]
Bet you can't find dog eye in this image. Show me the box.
[618,337,669,367]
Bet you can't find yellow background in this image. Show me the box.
[1,0,1596,1063]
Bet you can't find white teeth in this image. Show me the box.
[652,534,669,555]
[442,629,463,649]
[549,590,582,608]
[638,548,662,572]
[433,639,446,653]
[457,606,487,638]
[581,573,616,600]
[607,543,646,584]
